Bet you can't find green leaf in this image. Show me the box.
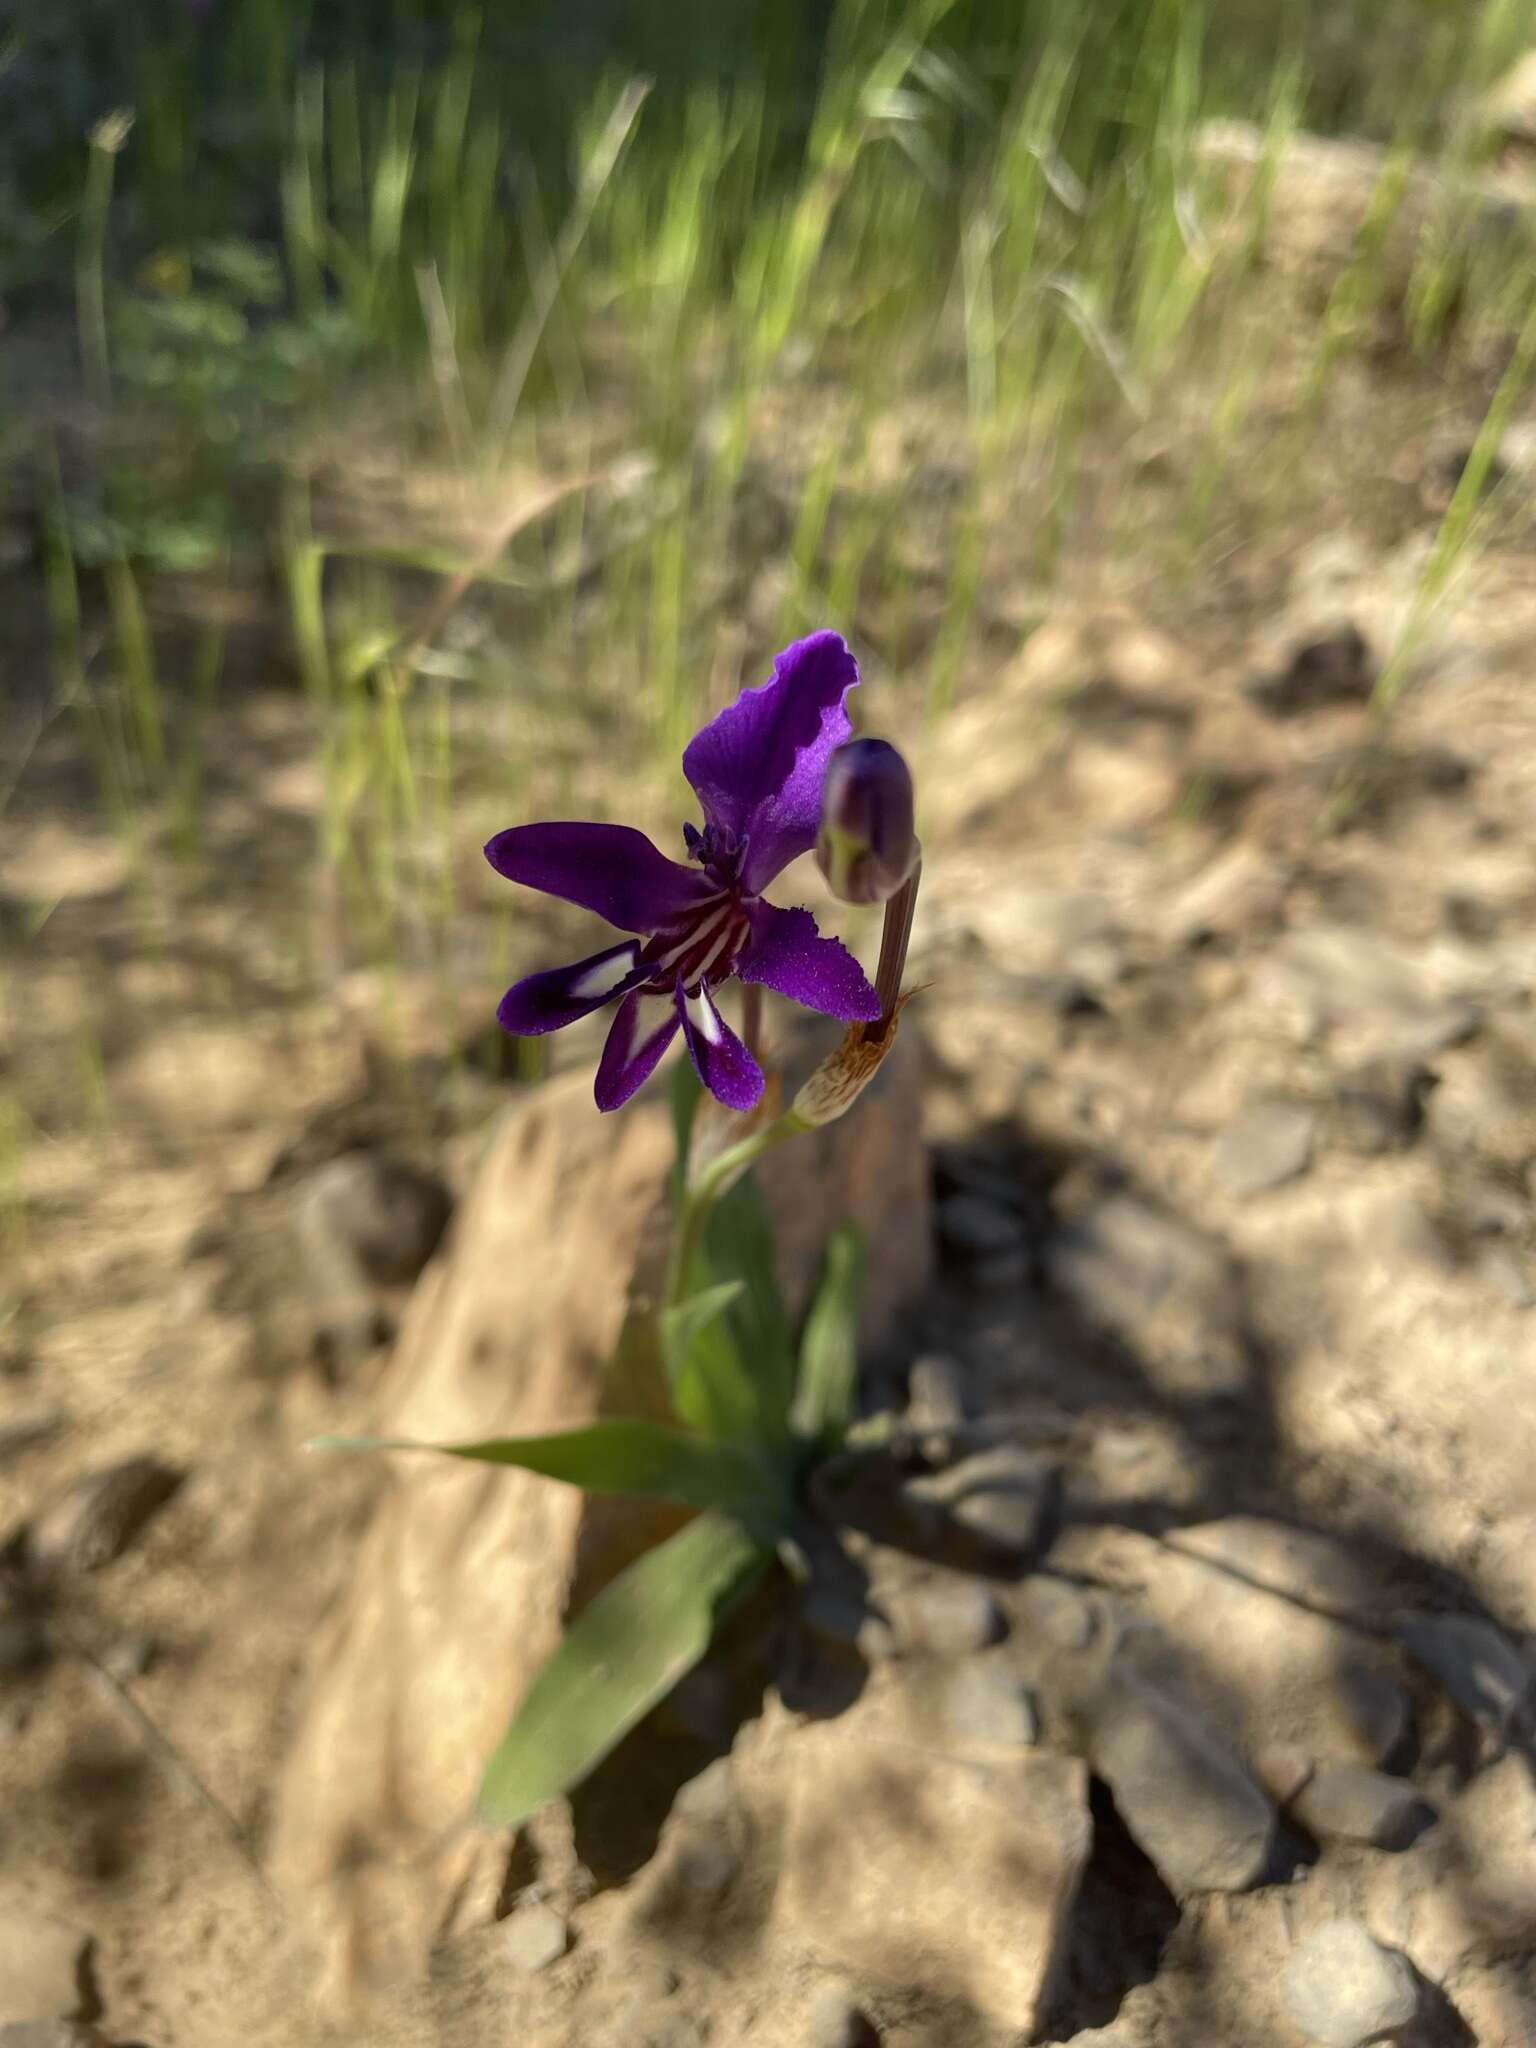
[700,1172,795,1440]
[478,1509,771,1827]
[311,1419,784,1518]
[661,1280,757,1441]
[791,1225,865,1450]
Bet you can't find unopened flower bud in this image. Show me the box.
[816,739,917,906]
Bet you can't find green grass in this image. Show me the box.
[3,0,1535,1036]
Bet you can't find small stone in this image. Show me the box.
[1484,1249,1535,1309]
[0,1617,50,1679]
[1088,1672,1275,1894]
[26,1458,183,1575]
[1245,621,1375,716]
[1019,1577,1098,1652]
[102,1636,156,1683]
[501,1900,567,1974]
[1463,1178,1527,1238]
[905,1355,967,1433]
[295,1151,453,1289]
[0,1411,66,1463]
[936,1193,1024,1261]
[0,1910,91,2026]
[805,1986,880,2048]
[1282,1919,1418,2048]
[1255,1741,1315,1807]
[937,1662,1039,1753]
[1329,1056,1436,1155]
[903,1446,1060,1563]
[1291,1762,1436,1850]
[896,1578,1007,1658]
[1396,1612,1532,1742]
[1212,1102,1314,1197]
[671,1759,734,1827]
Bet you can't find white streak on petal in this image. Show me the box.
[684,987,723,1046]
[570,947,639,999]
[627,992,679,1053]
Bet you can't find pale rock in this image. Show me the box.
[1282,1920,1418,2048]
[271,1055,929,2009]
[1396,1612,1532,1743]
[1290,1763,1434,1851]
[1364,1756,1536,1980]
[755,1693,1090,2034]
[1086,1670,1274,1895]
[901,1444,1059,1563]
[0,1907,91,2026]
[502,1901,568,1975]
[26,1458,183,1576]
[1059,1523,1403,1773]
[1212,1101,1314,1198]
[804,1986,879,2048]
[890,1575,1006,1658]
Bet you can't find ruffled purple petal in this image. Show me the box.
[485,821,719,934]
[594,989,682,1111]
[682,632,861,894]
[497,941,643,1037]
[736,903,881,1022]
[677,980,765,1113]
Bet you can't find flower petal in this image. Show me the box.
[737,903,881,1022]
[677,980,764,1113]
[594,989,682,1111]
[682,631,860,894]
[485,822,719,934]
[497,942,643,1036]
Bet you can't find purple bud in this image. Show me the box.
[816,738,917,906]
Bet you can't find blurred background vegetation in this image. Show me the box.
[2,0,1533,1133]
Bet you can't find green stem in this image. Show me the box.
[666,1116,795,1311]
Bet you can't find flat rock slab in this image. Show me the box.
[768,1700,1090,2034]
[1087,1671,1274,1896]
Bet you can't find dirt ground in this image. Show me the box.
[4,139,1536,2048]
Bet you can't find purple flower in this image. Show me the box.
[486,631,882,1114]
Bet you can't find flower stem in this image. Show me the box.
[666,1115,794,1310]
[863,853,921,1040]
